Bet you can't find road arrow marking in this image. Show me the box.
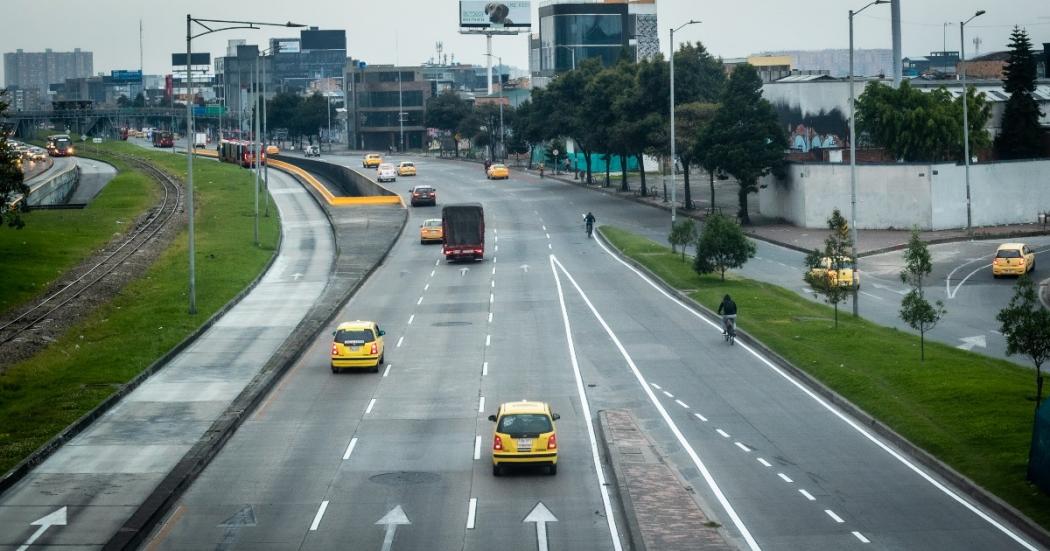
[376,505,411,551]
[957,335,987,351]
[524,502,557,551]
[216,504,257,551]
[17,507,67,551]
[460,267,470,277]
[520,264,530,273]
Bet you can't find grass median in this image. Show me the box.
[0,141,280,475]
[600,225,1050,530]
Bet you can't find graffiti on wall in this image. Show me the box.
[774,103,850,152]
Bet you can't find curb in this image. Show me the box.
[595,228,1050,550]
[103,163,408,550]
[596,410,645,551]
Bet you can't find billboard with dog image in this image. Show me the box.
[460,1,531,29]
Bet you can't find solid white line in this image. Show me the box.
[651,383,662,390]
[716,429,730,438]
[734,442,751,452]
[694,413,708,422]
[417,296,423,305]
[488,312,493,323]
[945,255,989,298]
[365,398,376,414]
[466,498,478,529]
[551,255,748,551]
[474,435,482,460]
[424,283,430,291]
[799,489,816,501]
[778,473,794,483]
[825,509,844,523]
[478,396,485,413]
[675,399,689,409]
[482,361,489,376]
[662,390,674,398]
[548,257,624,551]
[408,314,414,325]
[382,364,391,377]
[396,336,404,348]
[853,531,871,543]
[485,334,491,347]
[343,438,358,460]
[593,236,1038,550]
[951,263,990,299]
[757,457,772,467]
[310,501,329,531]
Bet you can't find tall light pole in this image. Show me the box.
[961,10,986,236]
[669,20,700,230]
[484,53,506,161]
[848,0,889,317]
[185,16,305,314]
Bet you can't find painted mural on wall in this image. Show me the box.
[774,103,850,152]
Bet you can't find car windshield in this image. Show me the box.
[497,413,552,436]
[492,164,506,169]
[379,164,394,170]
[335,329,375,343]
[401,162,414,167]
[423,219,441,228]
[996,249,1022,258]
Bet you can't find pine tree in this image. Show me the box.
[995,26,1046,159]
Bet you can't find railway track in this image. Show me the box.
[0,153,184,346]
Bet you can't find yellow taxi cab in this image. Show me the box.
[362,153,383,168]
[397,161,417,176]
[486,163,509,180]
[992,243,1036,277]
[488,401,560,476]
[266,144,280,156]
[808,256,859,289]
[420,218,443,244]
[330,320,385,373]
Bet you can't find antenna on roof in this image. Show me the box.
[972,36,983,58]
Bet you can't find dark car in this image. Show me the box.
[410,185,437,206]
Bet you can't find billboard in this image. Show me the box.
[460,1,531,29]
[301,29,346,51]
[110,70,143,83]
[171,53,211,67]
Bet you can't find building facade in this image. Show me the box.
[4,48,93,93]
[347,64,432,151]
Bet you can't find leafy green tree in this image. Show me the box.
[804,209,854,328]
[295,92,333,144]
[995,26,1047,159]
[672,42,725,105]
[116,95,131,108]
[677,102,718,210]
[425,91,470,156]
[132,92,146,109]
[693,213,755,279]
[703,64,786,224]
[0,91,29,228]
[997,275,1050,407]
[267,92,304,142]
[668,218,698,260]
[898,229,946,361]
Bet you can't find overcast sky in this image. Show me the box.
[2,0,1048,85]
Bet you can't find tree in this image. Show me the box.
[672,42,725,105]
[704,64,786,224]
[995,26,1047,159]
[0,90,29,228]
[668,218,698,261]
[898,229,946,361]
[804,209,854,328]
[679,102,719,210]
[116,95,131,108]
[267,93,304,142]
[997,275,1050,407]
[425,91,470,157]
[132,92,146,109]
[295,92,333,145]
[693,213,755,280]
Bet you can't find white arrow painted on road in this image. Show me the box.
[17,507,67,551]
[957,335,987,351]
[524,502,558,551]
[520,264,530,273]
[376,505,411,551]
[460,267,470,277]
[291,272,304,281]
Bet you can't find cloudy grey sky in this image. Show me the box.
[2,0,1048,85]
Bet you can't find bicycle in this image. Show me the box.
[586,222,593,238]
[723,316,736,345]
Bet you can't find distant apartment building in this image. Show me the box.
[3,48,93,92]
[346,64,432,151]
[902,51,960,77]
[6,86,44,111]
[759,49,893,78]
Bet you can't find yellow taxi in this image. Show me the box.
[362,153,383,168]
[486,163,509,180]
[992,243,1036,277]
[397,161,417,176]
[488,401,560,476]
[266,144,280,156]
[808,256,859,289]
[330,320,386,373]
[420,218,443,244]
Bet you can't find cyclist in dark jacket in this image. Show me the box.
[717,294,737,335]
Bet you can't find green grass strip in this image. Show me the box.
[600,225,1050,531]
[0,142,280,475]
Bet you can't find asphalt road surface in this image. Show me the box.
[144,155,1040,551]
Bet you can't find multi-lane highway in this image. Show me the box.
[144,155,1040,550]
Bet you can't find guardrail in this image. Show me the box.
[10,161,80,208]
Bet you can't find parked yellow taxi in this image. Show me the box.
[397,161,417,176]
[992,243,1036,277]
[488,401,560,476]
[486,163,509,180]
[808,256,859,289]
[330,320,385,373]
[420,218,443,244]
[362,153,383,168]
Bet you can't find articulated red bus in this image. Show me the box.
[217,139,266,168]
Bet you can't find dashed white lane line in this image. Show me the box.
[491,280,495,288]
[424,283,430,291]
[799,489,816,501]
[430,269,436,277]
[396,336,404,348]
[757,457,772,467]
[662,390,674,398]
[548,243,552,250]
[482,362,489,376]
[825,509,845,524]
[716,429,730,438]
[853,531,871,543]
[490,293,494,304]
[694,413,708,422]
[343,438,358,460]
[309,501,329,531]
[734,442,751,453]
[675,399,689,409]
[778,473,794,483]
[478,396,485,413]
[492,267,496,275]
[466,498,478,529]
[488,312,493,323]
[473,435,482,460]
[485,334,491,347]
[408,314,414,325]
[365,398,376,414]
[651,383,662,390]
[495,245,499,252]
[493,257,497,264]
[417,296,423,305]
[435,259,440,266]
[546,233,551,239]
[542,225,547,231]
[382,365,391,377]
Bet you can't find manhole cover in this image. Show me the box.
[369,471,441,486]
[431,321,472,327]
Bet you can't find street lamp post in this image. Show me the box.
[669,20,700,231]
[961,10,986,236]
[848,0,889,317]
[184,16,305,314]
[484,53,506,161]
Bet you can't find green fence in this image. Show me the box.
[1030,399,1050,493]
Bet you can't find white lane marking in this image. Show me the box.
[310,501,330,531]
[551,255,747,551]
[548,243,552,250]
[651,383,662,390]
[343,438,359,460]
[466,498,478,530]
[853,531,871,543]
[383,365,391,377]
[662,390,674,398]
[408,314,415,325]
[675,399,690,409]
[488,312,493,323]
[430,269,436,277]
[486,334,491,347]
[424,283,430,291]
[757,457,772,467]
[491,280,495,288]
[365,398,376,414]
[546,233,551,239]
[734,442,751,453]
[778,473,794,483]
[417,296,423,305]
[495,245,499,252]
[396,336,404,348]
[492,267,496,275]
[478,396,485,413]
[950,263,991,299]
[716,429,730,438]
[493,257,497,263]
[859,291,884,301]
[549,258,624,551]
[473,435,482,460]
[799,489,816,501]
[825,509,845,523]
[490,293,494,304]
[542,225,546,231]
[946,256,990,299]
[694,413,708,422]
[482,362,489,376]
[594,236,1039,551]
[435,259,440,266]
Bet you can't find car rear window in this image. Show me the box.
[423,220,441,228]
[402,162,414,167]
[997,249,1022,258]
[414,187,433,193]
[335,329,375,343]
[497,413,553,436]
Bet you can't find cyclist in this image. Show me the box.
[584,212,596,238]
[717,294,737,336]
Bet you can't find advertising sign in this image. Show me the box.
[460,1,531,29]
[110,70,143,83]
